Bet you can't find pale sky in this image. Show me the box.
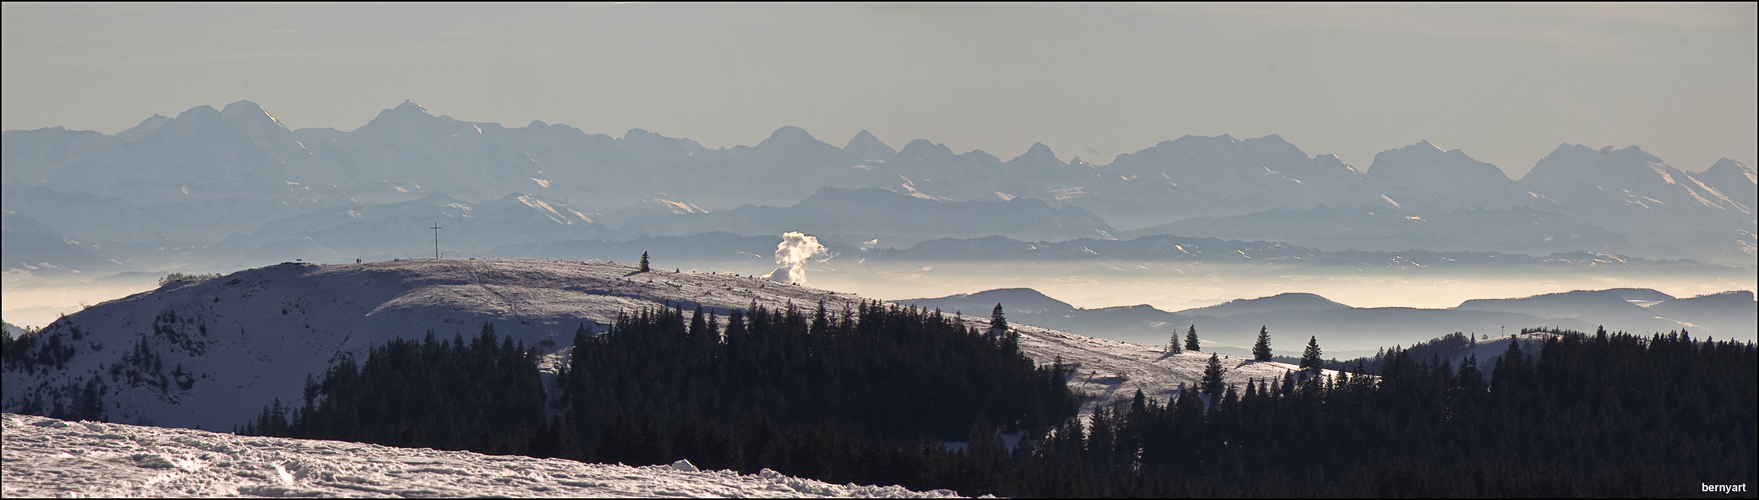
[3,2,1754,178]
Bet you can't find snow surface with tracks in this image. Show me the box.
[0,413,962,498]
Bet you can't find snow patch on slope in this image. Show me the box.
[0,413,958,498]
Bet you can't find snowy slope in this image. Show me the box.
[3,259,861,430]
[1457,332,1555,369]
[901,291,1345,411]
[5,258,1333,431]
[997,322,1343,413]
[0,413,958,498]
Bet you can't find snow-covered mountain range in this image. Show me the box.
[4,100,1754,270]
[0,413,958,498]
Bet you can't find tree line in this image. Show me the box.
[1003,328,1755,496]
[240,301,1084,493]
[231,314,1755,497]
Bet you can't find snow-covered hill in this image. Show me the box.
[4,258,1318,431]
[1004,322,1341,414]
[3,259,859,430]
[0,413,957,498]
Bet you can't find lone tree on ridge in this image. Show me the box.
[1252,326,1273,361]
[1300,335,1324,372]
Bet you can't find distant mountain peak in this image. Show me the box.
[1694,157,1758,214]
[118,114,172,138]
[1523,142,1696,194]
[1365,140,1512,190]
[903,287,1077,315]
[757,126,823,149]
[1251,133,1288,145]
[355,100,440,132]
[767,125,814,141]
[1311,154,1360,174]
[397,99,428,114]
[1007,142,1064,166]
[1706,157,1755,179]
[220,100,263,114]
[1394,140,1439,153]
[1176,292,1350,316]
[175,104,222,120]
[958,149,1000,163]
[219,100,288,130]
[843,129,896,162]
[896,139,956,162]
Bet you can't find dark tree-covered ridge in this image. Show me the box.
[565,301,1077,444]
[243,315,1756,497]
[238,323,556,455]
[1009,328,1757,496]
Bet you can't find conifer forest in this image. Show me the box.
[236,303,1759,497]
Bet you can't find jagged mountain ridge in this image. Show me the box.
[3,100,1753,266]
[1362,140,1526,212]
[1517,145,1755,263]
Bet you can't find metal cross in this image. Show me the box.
[430,223,442,259]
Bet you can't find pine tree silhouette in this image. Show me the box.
[1201,353,1226,397]
[990,303,1008,333]
[1300,335,1324,372]
[1252,326,1273,361]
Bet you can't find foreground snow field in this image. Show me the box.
[0,413,961,498]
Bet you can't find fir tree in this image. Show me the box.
[639,252,650,272]
[1252,326,1272,361]
[1201,353,1226,397]
[1184,325,1201,352]
[1167,331,1182,354]
[990,303,1008,333]
[1300,335,1324,372]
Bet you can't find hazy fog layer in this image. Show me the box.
[810,261,1756,313]
[11,259,1749,333]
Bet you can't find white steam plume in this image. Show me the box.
[762,231,829,285]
